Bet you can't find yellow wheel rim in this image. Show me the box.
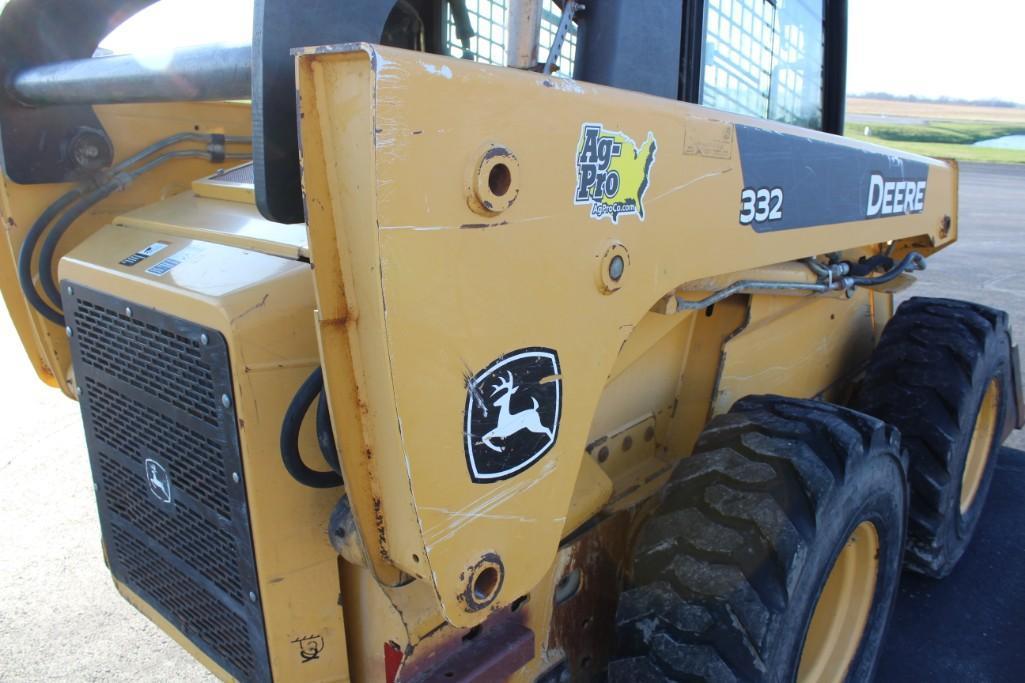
[961,379,1000,513]
[797,521,880,683]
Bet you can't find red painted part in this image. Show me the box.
[385,640,404,683]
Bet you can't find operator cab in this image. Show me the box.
[438,0,844,133]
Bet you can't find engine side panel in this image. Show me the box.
[59,226,350,682]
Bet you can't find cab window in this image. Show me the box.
[443,0,577,75]
[700,0,825,129]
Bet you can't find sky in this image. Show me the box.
[846,0,1025,103]
[4,0,1020,105]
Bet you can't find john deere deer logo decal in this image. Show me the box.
[482,372,555,452]
[144,458,172,504]
[465,348,562,482]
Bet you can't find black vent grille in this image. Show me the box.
[87,380,232,518]
[65,283,269,682]
[72,298,219,425]
[208,162,255,185]
[98,452,244,600]
[109,525,257,676]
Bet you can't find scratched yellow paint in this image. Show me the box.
[0,39,964,677]
[295,43,959,628]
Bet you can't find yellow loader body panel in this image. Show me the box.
[0,36,985,683]
[296,44,957,627]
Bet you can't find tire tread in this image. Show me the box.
[612,395,901,682]
[852,296,1008,576]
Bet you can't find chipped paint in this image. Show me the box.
[422,63,454,80]
[540,77,585,94]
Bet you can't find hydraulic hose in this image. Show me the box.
[37,180,123,308]
[848,252,926,287]
[111,132,251,175]
[675,252,926,313]
[317,390,342,475]
[18,131,252,324]
[35,147,251,318]
[17,187,84,324]
[280,367,344,488]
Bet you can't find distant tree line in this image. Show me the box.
[850,92,1023,109]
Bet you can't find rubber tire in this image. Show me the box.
[609,395,908,683]
[851,297,1012,578]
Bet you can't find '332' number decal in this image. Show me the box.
[739,187,783,225]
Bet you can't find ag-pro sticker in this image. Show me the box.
[575,123,657,223]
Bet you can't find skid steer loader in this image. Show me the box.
[2,0,1022,681]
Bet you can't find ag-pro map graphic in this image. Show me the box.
[574,123,657,223]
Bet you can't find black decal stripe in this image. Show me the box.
[736,125,930,232]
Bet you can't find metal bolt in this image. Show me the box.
[75,385,82,397]
[232,472,240,484]
[65,326,73,338]
[221,393,232,408]
[248,591,257,602]
[608,255,625,281]
[199,333,209,346]
[66,285,74,296]
[124,306,132,317]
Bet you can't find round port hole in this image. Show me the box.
[489,163,512,197]
[473,566,500,602]
[470,146,519,216]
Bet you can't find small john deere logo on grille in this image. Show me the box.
[144,458,172,504]
[464,348,561,483]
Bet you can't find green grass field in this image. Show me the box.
[844,101,1025,163]
[845,125,1025,163]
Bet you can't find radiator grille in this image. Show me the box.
[72,298,219,425]
[110,526,257,676]
[98,452,244,600]
[208,162,256,185]
[87,379,232,518]
[65,283,269,682]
